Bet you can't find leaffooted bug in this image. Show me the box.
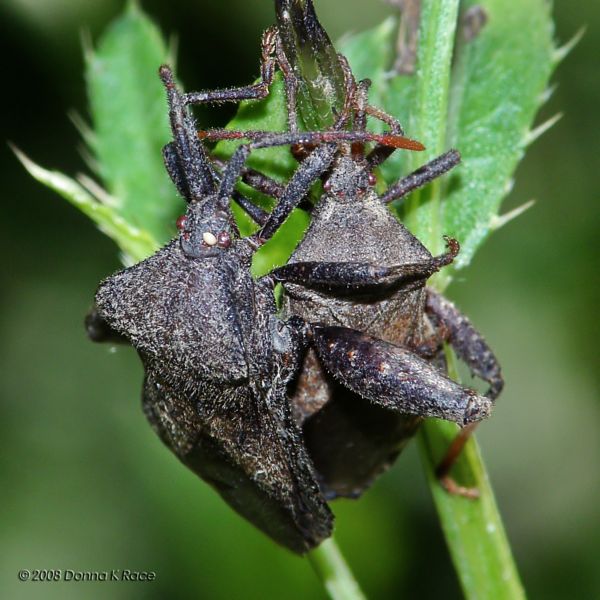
[87,66,492,552]
[187,0,503,499]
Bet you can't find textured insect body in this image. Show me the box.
[288,155,433,337]
[275,1,503,499]
[90,67,336,554]
[285,154,432,394]
[96,217,332,554]
[284,152,458,497]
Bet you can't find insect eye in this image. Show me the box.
[176,215,188,231]
[217,231,232,248]
[368,172,377,186]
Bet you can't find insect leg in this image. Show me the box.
[212,156,295,208]
[217,138,338,242]
[426,288,504,400]
[258,142,337,240]
[198,128,425,151]
[183,27,300,132]
[211,157,315,218]
[425,288,504,498]
[381,149,461,204]
[231,191,270,226]
[159,66,217,199]
[234,166,317,213]
[309,325,492,426]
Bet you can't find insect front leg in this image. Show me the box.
[425,288,504,498]
[426,288,504,399]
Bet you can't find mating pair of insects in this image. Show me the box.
[88,1,503,554]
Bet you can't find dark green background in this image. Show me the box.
[1,1,598,598]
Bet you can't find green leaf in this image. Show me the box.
[14,146,158,264]
[441,0,557,268]
[84,0,182,245]
[341,0,557,270]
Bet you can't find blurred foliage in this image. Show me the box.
[0,0,599,599]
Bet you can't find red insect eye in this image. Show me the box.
[176,215,187,231]
[217,231,231,248]
[368,172,377,186]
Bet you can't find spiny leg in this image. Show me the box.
[231,191,269,226]
[212,157,315,215]
[426,288,504,400]
[425,288,504,498]
[258,143,337,240]
[228,162,286,200]
[198,128,425,152]
[434,422,481,499]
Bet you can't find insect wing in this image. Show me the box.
[142,369,333,554]
[275,0,347,129]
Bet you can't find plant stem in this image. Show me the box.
[418,350,525,599]
[404,0,525,596]
[307,537,366,600]
[405,0,460,263]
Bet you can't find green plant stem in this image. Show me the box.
[418,351,525,599]
[405,0,460,264]
[405,1,525,597]
[307,538,366,600]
